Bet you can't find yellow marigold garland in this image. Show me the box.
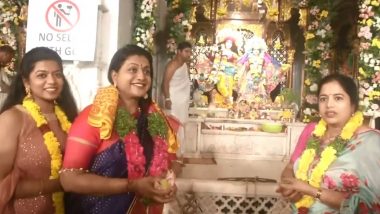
[294,111,364,212]
[22,98,71,214]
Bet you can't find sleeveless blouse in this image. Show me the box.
[0,106,66,214]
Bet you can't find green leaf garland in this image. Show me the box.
[147,112,168,138]
[115,108,137,138]
[114,108,168,139]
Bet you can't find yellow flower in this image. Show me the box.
[366,19,374,27]
[359,67,368,77]
[295,195,315,208]
[53,192,65,214]
[43,132,62,178]
[312,60,321,68]
[313,119,327,137]
[23,99,47,126]
[55,105,71,132]
[306,33,315,40]
[320,10,328,18]
[371,0,379,6]
[274,40,282,50]
[368,91,380,100]
[22,98,70,214]
[341,125,354,139]
[295,149,316,180]
[341,112,363,140]
[305,79,311,86]
[294,111,363,211]
[282,110,293,119]
[372,38,380,49]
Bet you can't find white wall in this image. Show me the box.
[63,0,134,110]
[118,1,134,48]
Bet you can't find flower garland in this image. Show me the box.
[114,106,170,178]
[166,0,192,56]
[357,0,380,116]
[22,98,72,214]
[294,111,364,213]
[300,0,334,123]
[0,0,28,75]
[132,0,157,52]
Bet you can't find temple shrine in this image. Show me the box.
[1,0,379,213]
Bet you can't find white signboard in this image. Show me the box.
[26,0,98,61]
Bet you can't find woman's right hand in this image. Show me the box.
[275,185,303,202]
[128,176,176,204]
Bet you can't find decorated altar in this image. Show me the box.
[162,0,379,212]
[178,0,302,158]
[163,1,306,213]
[188,6,296,119]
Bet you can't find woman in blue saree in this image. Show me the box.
[60,45,179,214]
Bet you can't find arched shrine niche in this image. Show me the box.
[189,0,297,121]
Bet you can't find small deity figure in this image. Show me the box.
[214,37,239,104]
[210,88,227,108]
[236,36,268,101]
[236,99,251,118]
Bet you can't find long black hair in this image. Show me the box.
[108,44,154,170]
[0,47,78,122]
[317,73,359,111]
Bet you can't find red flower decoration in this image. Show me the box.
[125,132,146,179]
[340,173,360,192]
[124,116,170,179]
[298,207,309,214]
[324,175,337,189]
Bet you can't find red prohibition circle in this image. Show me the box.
[45,0,80,32]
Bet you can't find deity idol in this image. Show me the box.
[236,36,268,101]
[214,37,239,104]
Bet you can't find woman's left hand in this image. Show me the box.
[153,179,177,203]
[129,176,176,203]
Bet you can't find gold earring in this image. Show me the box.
[113,82,117,88]
[25,87,31,99]
[144,93,148,99]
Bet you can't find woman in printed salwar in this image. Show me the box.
[276,73,380,213]
[0,47,78,214]
[60,44,178,214]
